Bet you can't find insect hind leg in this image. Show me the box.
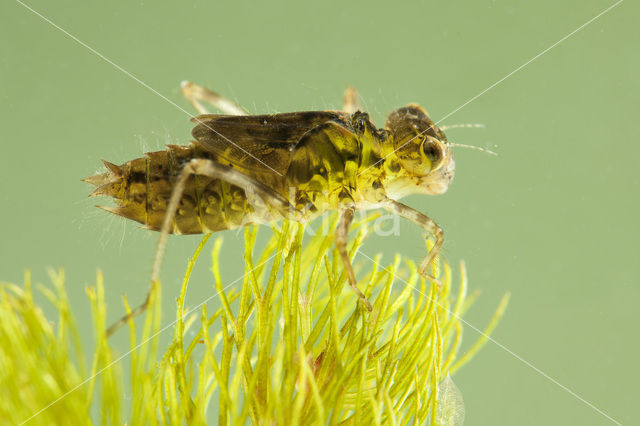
[181,80,249,115]
[106,158,296,337]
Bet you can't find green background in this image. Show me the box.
[1,0,637,424]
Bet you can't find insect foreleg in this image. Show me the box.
[181,80,249,115]
[335,206,373,311]
[382,199,444,286]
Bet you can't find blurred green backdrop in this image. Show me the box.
[1,0,637,424]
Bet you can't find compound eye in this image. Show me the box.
[421,137,444,169]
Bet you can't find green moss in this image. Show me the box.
[1,216,508,425]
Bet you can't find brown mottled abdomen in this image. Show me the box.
[86,144,260,234]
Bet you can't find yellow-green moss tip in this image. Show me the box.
[0,216,507,425]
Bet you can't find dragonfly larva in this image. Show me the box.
[85,81,455,335]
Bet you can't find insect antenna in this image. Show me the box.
[439,123,486,130]
[439,122,496,155]
[449,142,498,156]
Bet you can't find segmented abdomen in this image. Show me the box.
[87,144,261,234]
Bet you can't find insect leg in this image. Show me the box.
[343,86,361,114]
[335,207,373,311]
[106,158,295,336]
[181,80,249,115]
[155,158,293,273]
[382,199,444,286]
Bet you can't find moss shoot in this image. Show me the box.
[1,216,508,425]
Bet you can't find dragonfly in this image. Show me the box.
[85,81,457,336]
